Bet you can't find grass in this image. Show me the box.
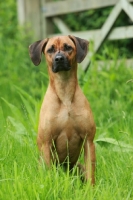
[1,51,133,199]
[1,129,132,200]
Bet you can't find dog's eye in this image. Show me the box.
[47,45,55,53]
[64,44,73,51]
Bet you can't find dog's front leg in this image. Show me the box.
[41,142,52,168]
[84,139,96,185]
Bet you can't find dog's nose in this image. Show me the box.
[55,55,64,62]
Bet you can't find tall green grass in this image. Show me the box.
[1,47,133,199]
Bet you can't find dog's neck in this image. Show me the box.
[48,67,78,105]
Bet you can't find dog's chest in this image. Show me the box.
[48,103,90,139]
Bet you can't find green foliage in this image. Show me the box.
[79,50,133,144]
[0,28,48,98]
[0,1,48,103]
[61,8,112,31]
[0,0,17,38]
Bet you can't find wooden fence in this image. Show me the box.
[17,0,133,71]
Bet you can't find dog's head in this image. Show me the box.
[29,35,89,73]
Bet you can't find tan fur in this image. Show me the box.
[29,35,96,184]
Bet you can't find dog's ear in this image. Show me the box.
[68,35,89,63]
[29,38,49,66]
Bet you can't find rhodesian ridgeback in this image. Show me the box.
[29,35,96,184]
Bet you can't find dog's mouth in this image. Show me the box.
[52,64,71,73]
[52,53,71,73]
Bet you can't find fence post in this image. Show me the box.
[17,0,43,39]
[41,0,54,38]
[17,0,25,25]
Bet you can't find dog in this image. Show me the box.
[29,35,96,184]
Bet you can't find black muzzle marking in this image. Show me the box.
[52,53,71,73]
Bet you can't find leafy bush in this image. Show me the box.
[0,0,17,38]
[0,3,49,103]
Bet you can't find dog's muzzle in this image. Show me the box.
[52,53,71,73]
